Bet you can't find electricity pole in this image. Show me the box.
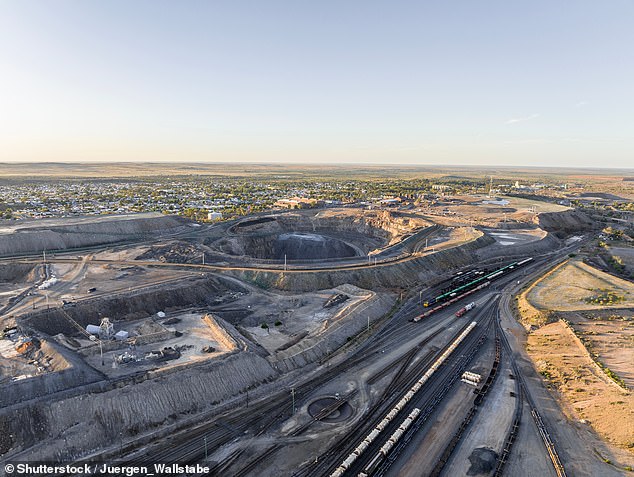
[291,388,296,414]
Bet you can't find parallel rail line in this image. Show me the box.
[496,312,567,477]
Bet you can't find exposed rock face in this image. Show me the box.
[233,209,427,240]
[218,233,360,260]
[231,234,497,292]
[212,209,431,260]
[274,233,359,260]
[269,290,394,372]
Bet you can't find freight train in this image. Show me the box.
[413,258,533,323]
[330,322,478,477]
[455,301,476,317]
[412,282,488,322]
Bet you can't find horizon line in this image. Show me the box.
[0,161,633,172]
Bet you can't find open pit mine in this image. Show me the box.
[1,202,614,477]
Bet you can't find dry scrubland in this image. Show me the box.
[519,259,634,461]
[526,260,634,311]
[517,259,634,327]
[527,320,634,457]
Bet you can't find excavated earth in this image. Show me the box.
[0,213,193,257]
[206,209,431,261]
[19,275,246,337]
[0,208,596,463]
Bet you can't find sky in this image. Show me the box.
[0,1,633,168]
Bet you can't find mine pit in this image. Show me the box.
[205,209,431,263]
[217,232,362,260]
[0,200,599,469]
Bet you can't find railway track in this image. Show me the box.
[428,326,502,477]
[63,257,553,476]
[295,322,474,477]
[155,289,501,477]
[222,326,446,476]
[299,303,497,477]
[367,309,497,477]
[104,294,447,475]
[495,310,567,477]
[493,318,523,477]
[215,388,360,477]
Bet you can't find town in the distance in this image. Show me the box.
[0,163,632,477]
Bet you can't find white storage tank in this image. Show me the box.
[86,324,101,335]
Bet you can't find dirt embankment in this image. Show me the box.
[19,275,246,337]
[517,258,634,461]
[202,314,238,351]
[515,260,570,329]
[229,233,497,292]
[0,214,192,257]
[0,339,105,408]
[0,263,38,283]
[476,232,561,262]
[18,277,244,336]
[537,210,595,237]
[527,260,634,311]
[269,289,395,372]
[0,349,277,461]
[527,319,634,461]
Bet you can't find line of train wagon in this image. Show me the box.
[358,407,421,477]
[412,257,533,322]
[412,282,489,322]
[329,321,478,477]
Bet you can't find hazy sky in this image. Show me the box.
[1,1,633,167]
